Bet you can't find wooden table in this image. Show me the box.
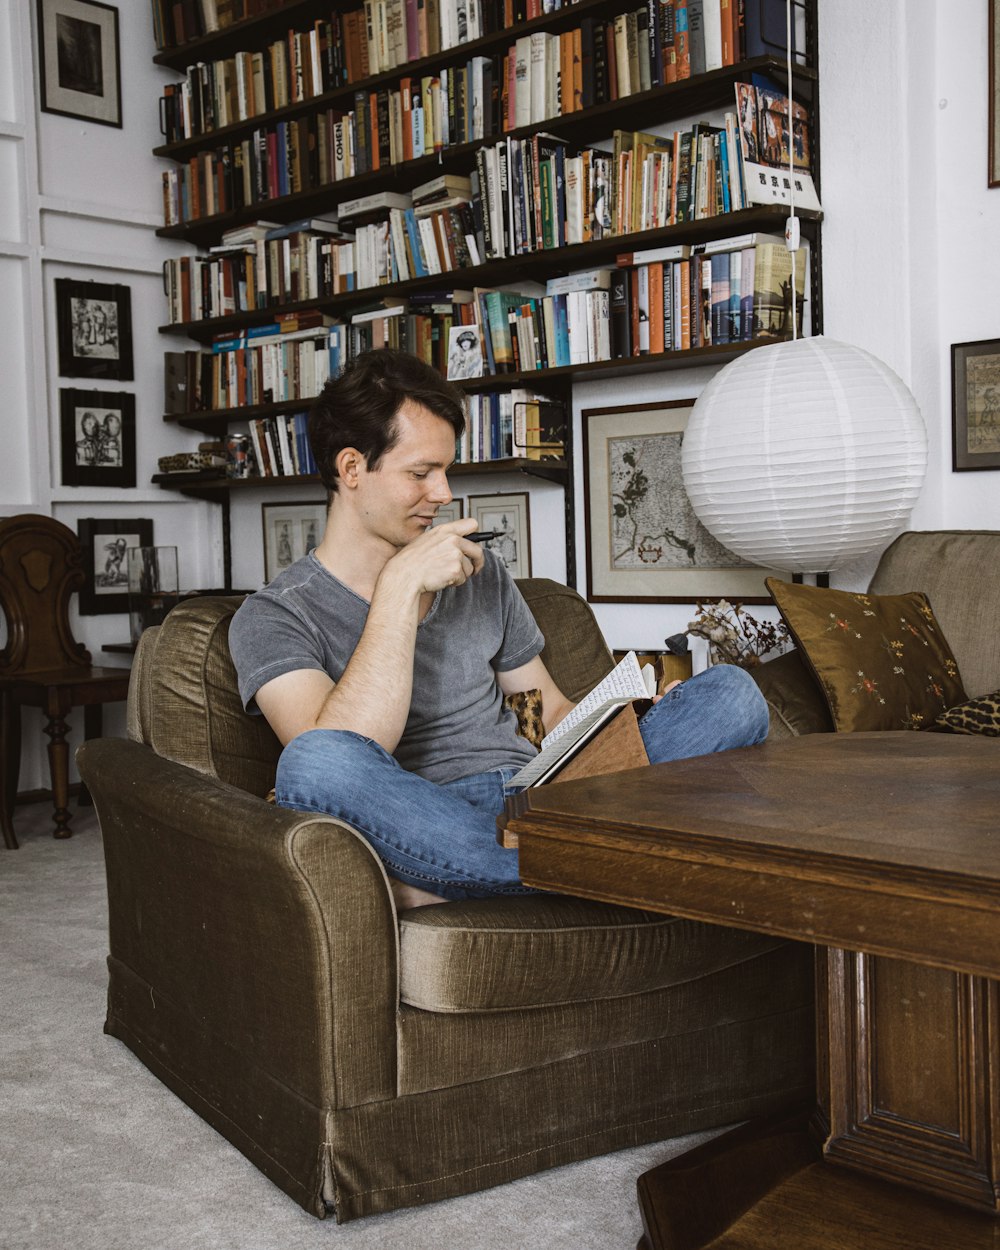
[503,732,1000,1249]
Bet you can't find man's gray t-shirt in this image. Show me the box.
[228,548,544,784]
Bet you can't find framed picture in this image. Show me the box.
[59,388,135,487]
[582,400,785,604]
[76,516,152,615]
[951,338,1000,470]
[55,278,133,380]
[37,0,122,128]
[432,500,464,525]
[992,0,1000,185]
[262,501,327,582]
[468,492,531,578]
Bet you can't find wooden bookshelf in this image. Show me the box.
[151,0,822,590]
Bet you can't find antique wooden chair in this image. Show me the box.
[0,514,130,848]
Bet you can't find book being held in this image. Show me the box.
[508,652,656,788]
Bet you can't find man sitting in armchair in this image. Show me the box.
[229,349,769,907]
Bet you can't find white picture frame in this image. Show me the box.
[446,325,484,380]
[261,502,327,583]
[468,492,531,579]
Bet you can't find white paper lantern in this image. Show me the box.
[681,337,928,573]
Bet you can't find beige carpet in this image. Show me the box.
[1,799,722,1250]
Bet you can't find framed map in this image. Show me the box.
[582,400,783,603]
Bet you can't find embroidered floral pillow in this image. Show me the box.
[765,580,967,733]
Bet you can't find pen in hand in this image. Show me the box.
[468,531,501,542]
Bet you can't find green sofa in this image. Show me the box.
[77,578,813,1222]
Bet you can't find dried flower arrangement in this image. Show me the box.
[685,599,791,669]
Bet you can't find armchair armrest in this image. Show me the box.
[77,738,399,1111]
[751,650,834,739]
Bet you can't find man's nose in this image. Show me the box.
[427,472,452,504]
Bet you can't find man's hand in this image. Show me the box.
[377,517,486,599]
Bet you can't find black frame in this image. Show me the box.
[77,516,152,615]
[55,278,133,380]
[59,387,136,487]
[37,0,122,128]
[951,338,1000,471]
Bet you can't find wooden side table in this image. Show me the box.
[503,732,1000,1249]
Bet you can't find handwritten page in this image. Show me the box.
[541,651,652,749]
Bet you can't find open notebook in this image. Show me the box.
[507,651,655,788]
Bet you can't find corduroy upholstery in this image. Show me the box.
[753,531,1000,739]
[78,577,814,1222]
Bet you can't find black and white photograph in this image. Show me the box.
[59,388,136,487]
[76,516,152,615]
[37,0,122,127]
[446,325,484,380]
[55,278,133,379]
[468,492,531,578]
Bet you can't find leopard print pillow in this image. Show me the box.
[934,690,1000,737]
[504,688,545,749]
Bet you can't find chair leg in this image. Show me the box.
[43,689,73,839]
[78,705,102,808]
[0,689,20,850]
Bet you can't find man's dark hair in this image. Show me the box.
[308,349,467,494]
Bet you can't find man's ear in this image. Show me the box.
[335,447,364,489]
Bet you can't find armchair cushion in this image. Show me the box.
[766,579,966,732]
[398,896,787,1013]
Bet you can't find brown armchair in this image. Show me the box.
[0,514,130,847]
[76,580,813,1222]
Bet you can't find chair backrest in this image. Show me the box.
[0,514,91,677]
[128,579,615,795]
[869,530,1000,698]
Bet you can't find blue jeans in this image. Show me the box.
[274,665,768,901]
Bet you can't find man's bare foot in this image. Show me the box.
[389,878,448,910]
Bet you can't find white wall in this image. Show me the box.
[1,0,213,791]
[7,0,1000,793]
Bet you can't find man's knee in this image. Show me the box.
[696,664,769,744]
[275,728,396,808]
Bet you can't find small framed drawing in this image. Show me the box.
[446,325,483,380]
[59,388,135,487]
[37,0,122,128]
[582,400,784,603]
[55,278,133,380]
[468,492,531,578]
[76,516,152,615]
[262,501,327,582]
[432,500,464,525]
[951,338,1000,470]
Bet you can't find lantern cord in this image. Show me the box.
[786,0,798,340]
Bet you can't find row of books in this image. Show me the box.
[150,0,290,50]
[245,411,318,477]
[157,0,804,138]
[162,62,817,229]
[151,0,571,56]
[161,233,806,413]
[164,293,481,411]
[474,234,807,370]
[460,389,566,463]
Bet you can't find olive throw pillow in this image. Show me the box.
[934,691,1000,737]
[765,579,967,733]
